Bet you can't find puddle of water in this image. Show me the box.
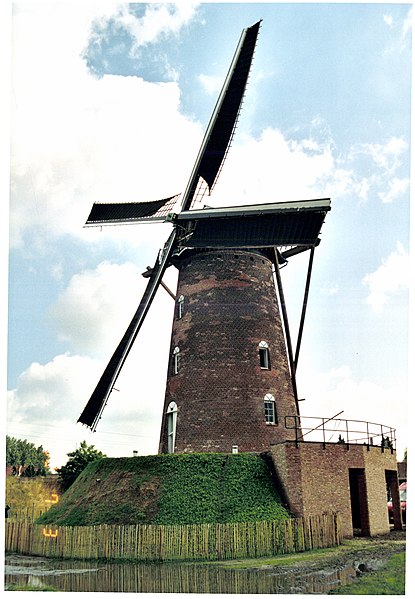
[5,553,357,593]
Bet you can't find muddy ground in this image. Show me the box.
[240,529,406,577]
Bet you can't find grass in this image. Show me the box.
[6,583,59,591]
[329,552,405,595]
[36,453,290,526]
[213,538,387,569]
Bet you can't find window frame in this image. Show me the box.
[259,341,271,370]
[264,393,277,424]
[166,401,178,454]
[173,346,180,375]
[177,295,185,319]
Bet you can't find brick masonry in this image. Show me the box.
[158,249,298,453]
[270,441,400,538]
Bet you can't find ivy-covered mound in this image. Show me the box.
[37,453,290,526]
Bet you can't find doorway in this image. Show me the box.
[349,468,370,536]
[385,469,403,530]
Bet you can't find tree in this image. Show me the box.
[6,436,51,476]
[56,441,106,490]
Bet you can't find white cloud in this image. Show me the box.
[50,262,64,282]
[402,6,412,38]
[210,128,335,205]
[7,304,175,470]
[198,73,223,95]
[320,283,339,297]
[355,177,370,201]
[357,137,408,172]
[7,353,102,423]
[379,177,409,204]
[383,15,394,28]
[49,261,146,355]
[49,256,179,355]
[363,242,409,312]
[332,136,410,204]
[383,6,412,54]
[10,4,202,249]
[10,69,200,247]
[299,365,407,460]
[208,127,409,209]
[7,258,177,468]
[110,2,199,51]
[7,353,104,468]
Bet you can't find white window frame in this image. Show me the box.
[173,346,180,375]
[264,393,276,424]
[259,341,270,370]
[177,295,185,319]
[166,401,178,453]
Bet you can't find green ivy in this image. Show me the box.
[37,453,290,526]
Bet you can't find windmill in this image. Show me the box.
[78,21,330,454]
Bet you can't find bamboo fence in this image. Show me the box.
[5,513,342,563]
[6,505,45,522]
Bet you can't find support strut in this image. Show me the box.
[273,249,300,415]
[294,247,315,373]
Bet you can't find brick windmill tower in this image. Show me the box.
[78,21,330,454]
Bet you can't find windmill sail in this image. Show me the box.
[85,195,179,227]
[83,21,261,229]
[78,21,262,430]
[180,20,261,211]
[78,229,177,429]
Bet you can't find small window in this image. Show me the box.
[259,341,271,370]
[173,346,180,375]
[264,393,276,424]
[166,401,178,454]
[177,295,185,319]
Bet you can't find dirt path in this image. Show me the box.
[216,529,405,573]
[246,529,406,575]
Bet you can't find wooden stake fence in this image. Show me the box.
[5,513,342,563]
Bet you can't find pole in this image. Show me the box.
[294,247,315,372]
[273,249,299,414]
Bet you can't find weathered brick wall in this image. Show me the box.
[270,442,398,538]
[271,442,305,517]
[363,448,398,535]
[159,249,298,453]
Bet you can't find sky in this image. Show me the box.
[3,1,412,470]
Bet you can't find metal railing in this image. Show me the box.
[285,414,396,451]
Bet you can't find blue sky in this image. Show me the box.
[5,2,411,469]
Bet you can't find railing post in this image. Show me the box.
[322,418,326,449]
[345,419,349,450]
